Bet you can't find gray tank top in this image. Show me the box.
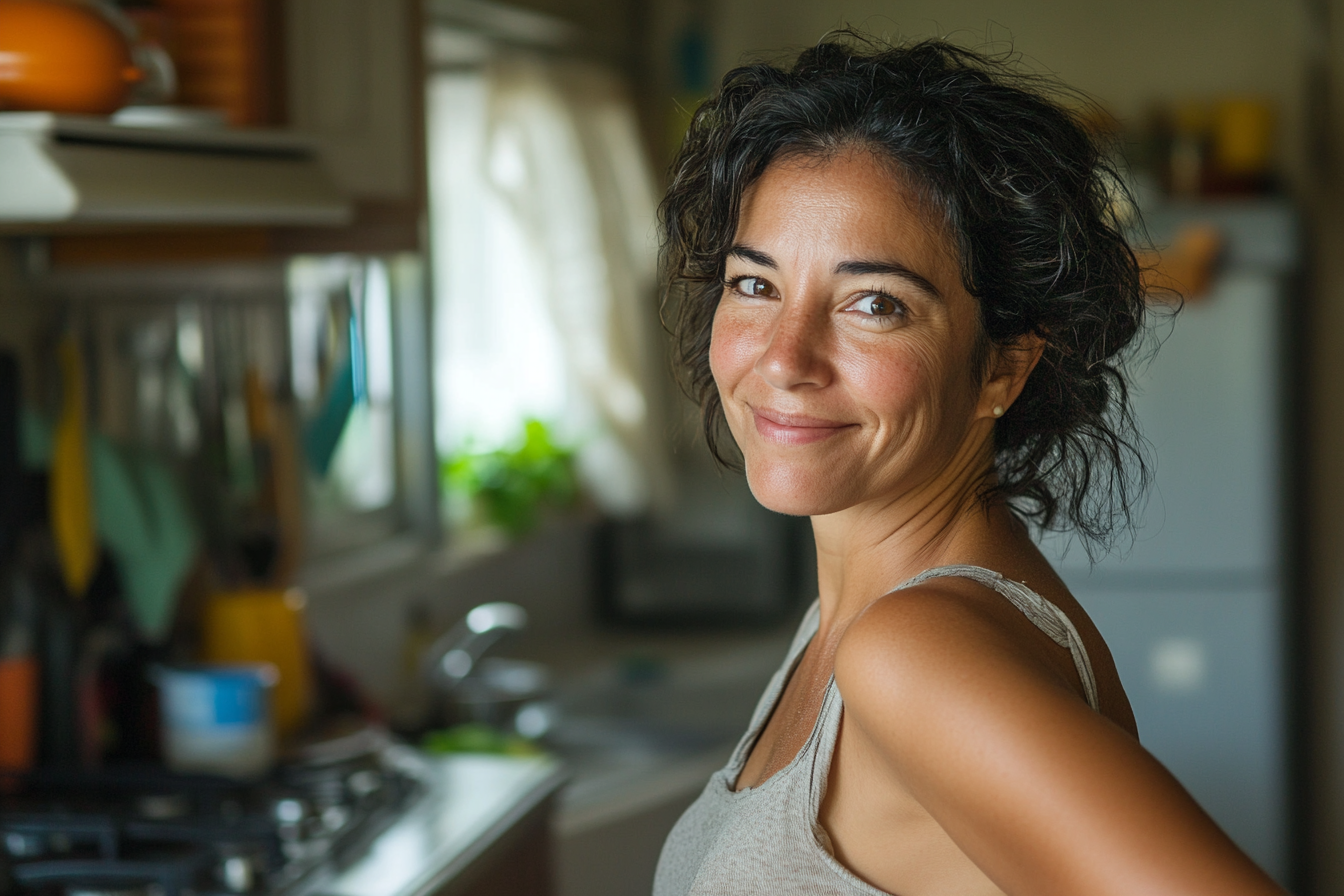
[652,565,1100,896]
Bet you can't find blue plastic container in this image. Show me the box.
[154,664,277,778]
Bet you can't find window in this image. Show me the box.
[426,45,670,525]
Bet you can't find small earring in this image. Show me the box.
[992,405,1004,417]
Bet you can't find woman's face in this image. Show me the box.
[709,149,997,518]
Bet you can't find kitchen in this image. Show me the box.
[0,1,1342,895]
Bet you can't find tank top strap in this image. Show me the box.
[804,676,845,823]
[728,599,823,773]
[898,565,1101,712]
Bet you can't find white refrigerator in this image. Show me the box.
[1038,199,1300,885]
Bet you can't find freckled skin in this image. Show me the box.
[711,154,986,519]
[712,150,1285,896]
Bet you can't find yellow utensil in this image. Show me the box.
[51,335,97,598]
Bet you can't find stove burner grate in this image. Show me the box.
[1,749,422,896]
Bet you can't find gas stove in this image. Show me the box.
[0,733,422,896]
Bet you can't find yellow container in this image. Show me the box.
[1213,98,1276,176]
[201,588,313,738]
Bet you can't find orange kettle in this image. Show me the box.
[0,0,142,115]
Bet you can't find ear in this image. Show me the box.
[978,333,1045,421]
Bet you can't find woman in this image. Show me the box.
[653,37,1285,896]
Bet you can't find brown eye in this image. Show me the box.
[731,277,775,297]
[869,295,896,315]
[856,294,898,316]
[846,292,906,322]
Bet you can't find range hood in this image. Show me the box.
[0,112,353,226]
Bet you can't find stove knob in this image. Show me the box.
[273,797,310,843]
[321,805,349,833]
[221,855,256,893]
[347,769,381,799]
[4,831,43,858]
[274,798,306,825]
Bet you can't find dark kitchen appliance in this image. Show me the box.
[0,734,421,896]
[594,512,812,627]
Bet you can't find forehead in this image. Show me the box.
[733,149,962,285]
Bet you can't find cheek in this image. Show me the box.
[835,336,967,438]
[835,342,927,413]
[708,304,759,394]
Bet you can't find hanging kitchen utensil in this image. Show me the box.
[302,284,364,480]
[0,573,38,774]
[302,355,355,478]
[244,367,303,584]
[38,573,80,766]
[0,353,38,770]
[50,334,97,599]
[90,437,197,641]
[0,351,21,563]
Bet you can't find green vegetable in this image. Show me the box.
[440,419,578,538]
[420,723,544,756]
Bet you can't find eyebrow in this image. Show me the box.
[728,245,777,268]
[727,245,943,301]
[834,260,943,301]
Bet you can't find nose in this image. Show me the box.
[754,301,832,391]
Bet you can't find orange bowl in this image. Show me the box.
[0,0,141,115]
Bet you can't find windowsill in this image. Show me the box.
[298,531,491,605]
[298,533,437,599]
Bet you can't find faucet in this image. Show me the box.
[421,602,528,685]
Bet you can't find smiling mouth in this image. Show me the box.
[750,407,855,445]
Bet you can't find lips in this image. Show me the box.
[750,407,854,445]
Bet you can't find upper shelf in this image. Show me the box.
[0,112,353,227]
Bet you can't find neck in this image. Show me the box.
[809,421,1004,631]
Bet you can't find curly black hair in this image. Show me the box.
[660,34,1152,551]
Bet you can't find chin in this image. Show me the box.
[742,457,855,517]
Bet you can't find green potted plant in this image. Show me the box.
[440,420,580,540]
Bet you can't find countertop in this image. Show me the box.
[303,618,789,895]
[312,753,567,896]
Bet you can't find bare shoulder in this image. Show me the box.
[833,578,1084,731]
[829,580,1285,896]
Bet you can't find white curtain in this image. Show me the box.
[428,53,671,516]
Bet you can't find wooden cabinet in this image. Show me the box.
[279,0,427,255]
[438,795,557,896]
[285,0,422,202]
[47,0,426,264]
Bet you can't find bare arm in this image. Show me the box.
[832,585,1286,896]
